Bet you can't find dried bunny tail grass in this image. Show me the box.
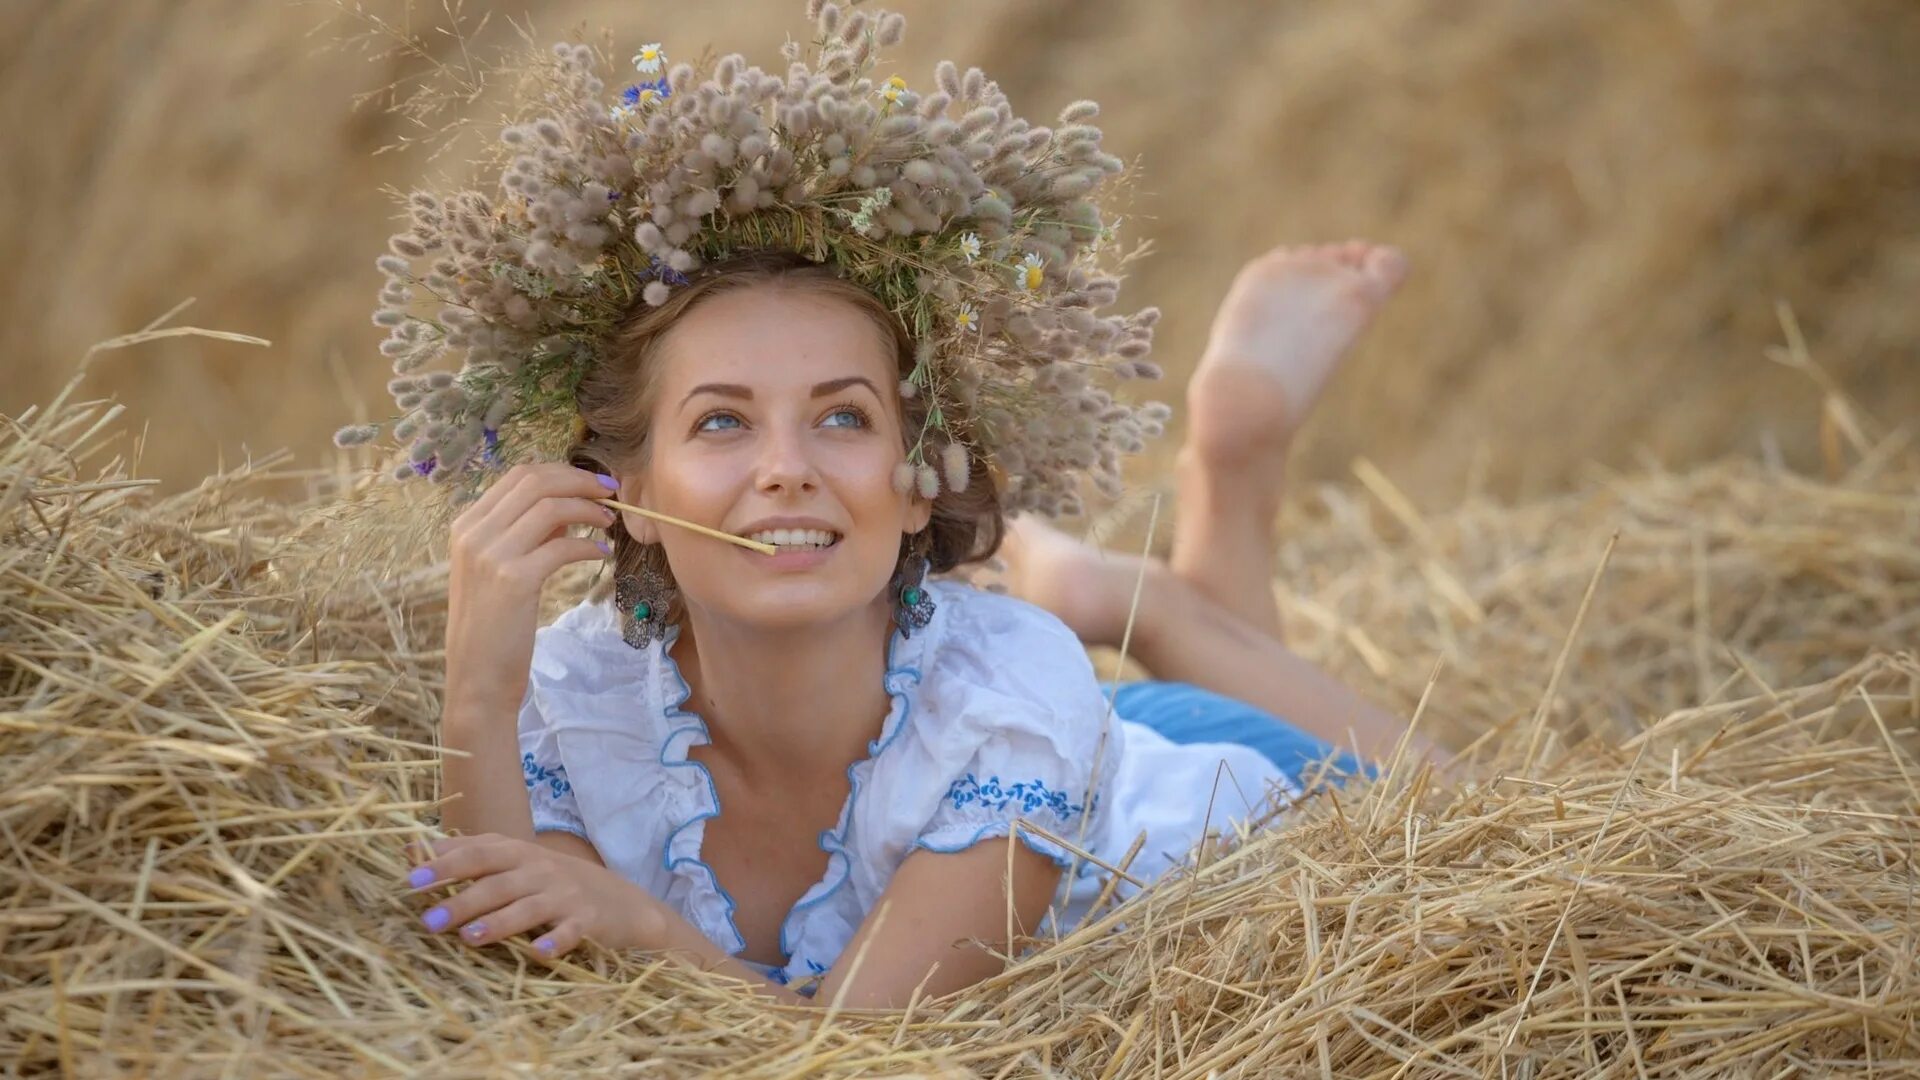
[8,377,1920,1073]
[336,0,1161,518]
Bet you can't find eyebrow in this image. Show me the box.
[680,375,883,409]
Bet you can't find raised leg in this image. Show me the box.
[1170,241,1408,638]
[997,525,1417,761]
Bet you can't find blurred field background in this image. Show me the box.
[2,0,1917,503]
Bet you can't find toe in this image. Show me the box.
[1361,245,1409,294]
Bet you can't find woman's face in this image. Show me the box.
[621,285,931,632]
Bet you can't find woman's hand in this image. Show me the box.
[445,462,620,712]
[405,833,661,959]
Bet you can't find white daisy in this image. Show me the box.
[958,232,982,263]
[879,75,907,105]
[953,303,979,332]
[632,43,666,73]
[610,103,636,124]
[1016,252,1045,293]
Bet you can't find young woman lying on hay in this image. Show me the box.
[335,3,1432,1008]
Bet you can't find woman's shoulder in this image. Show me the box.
[526,595,666,723]
[922,578,1088,663]
[914,579,1111,748]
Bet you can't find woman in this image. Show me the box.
[405,241,1417,1008]
[334,15,1426,1007]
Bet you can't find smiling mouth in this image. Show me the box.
[745,528,842,551]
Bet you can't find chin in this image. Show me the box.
[718,584,886,632]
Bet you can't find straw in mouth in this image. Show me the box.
[594,497,778,555]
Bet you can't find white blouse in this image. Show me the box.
[515,579,1297,989]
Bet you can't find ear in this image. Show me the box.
[615,474,664,544]
[904,491,933,536]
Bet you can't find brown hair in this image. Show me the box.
[568,250,1003,621]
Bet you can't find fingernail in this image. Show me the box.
[422,907,451,932]
[596,473,619,490]
[407,866,435,889]
[534,937,556,954]
[461,921,487,941]
[596,540,612,556]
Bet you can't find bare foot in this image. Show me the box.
[1187,241,1408,471]
[993,515,1154,648]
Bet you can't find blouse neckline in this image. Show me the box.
[647,588,940,971]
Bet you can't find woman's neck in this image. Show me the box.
[672,598,898,785]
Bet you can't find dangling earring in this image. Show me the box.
[892,535,936,639]
[615,558,676,649]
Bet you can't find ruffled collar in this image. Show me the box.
[646,586,944,975]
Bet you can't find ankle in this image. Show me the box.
[1176,447,1285,518]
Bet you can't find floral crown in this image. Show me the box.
[334,0,1169,518]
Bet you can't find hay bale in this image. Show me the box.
[4,379,1916,1075]
[4,0,1917,499]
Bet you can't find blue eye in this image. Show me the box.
[695,412,742,432]
[823,406,870,429]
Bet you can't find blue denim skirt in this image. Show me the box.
[1105,680,1373,789]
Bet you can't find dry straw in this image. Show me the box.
[3,363,1917,1074]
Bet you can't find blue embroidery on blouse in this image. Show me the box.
[521,753,573,801]
[805,958,828,975]
[945,772,1084,821]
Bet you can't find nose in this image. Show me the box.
[753,419,819,496]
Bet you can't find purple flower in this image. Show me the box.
[481,427,501,464]
[412,456,436,477]
[650,257,690,287]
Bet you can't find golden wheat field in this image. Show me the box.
[3,0,1919,1076]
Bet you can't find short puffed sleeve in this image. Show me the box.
[905,589,1121,868]
[516,677,589,841]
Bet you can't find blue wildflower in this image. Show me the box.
[412,456,436,477]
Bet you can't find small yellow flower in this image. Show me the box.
[958,232,982,263]
[632,43,666,73]
[1016,252,1045,293]
[954,304,979,332]
[880,75,907,105]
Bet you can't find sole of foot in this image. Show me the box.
[1186,240,1409,471]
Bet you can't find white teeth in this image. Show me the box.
[747,528,840,549]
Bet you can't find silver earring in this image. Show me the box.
[893,550,935,639]
[615,560,676,649]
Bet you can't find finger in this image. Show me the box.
[490,495,618,563]
[532,920,584,962]
[408,835,518,891]
[526,536,615,582]
[417,867,538,936]
[456,894,556,948]
[475,464,617,541]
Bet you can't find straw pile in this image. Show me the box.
[3,372,1917,1076]
[6,0,1918,500]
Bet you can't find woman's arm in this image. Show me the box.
[415,831,1060,1008]
[637,837,1063,1008]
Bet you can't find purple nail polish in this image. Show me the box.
[407,866,435,889]
[596,540,611,556]
[423,907,451,932]
[462,921,487,940]
[596,473,619,490]
[534,937,556,954]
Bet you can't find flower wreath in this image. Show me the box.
[335,0,1169,518]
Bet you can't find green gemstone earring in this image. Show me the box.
[893,549,935,639]
[615,561,675,649]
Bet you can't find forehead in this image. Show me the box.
[655,285,895,394]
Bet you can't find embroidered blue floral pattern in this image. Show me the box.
[944,772,1084,821]
[522,753,573,801]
